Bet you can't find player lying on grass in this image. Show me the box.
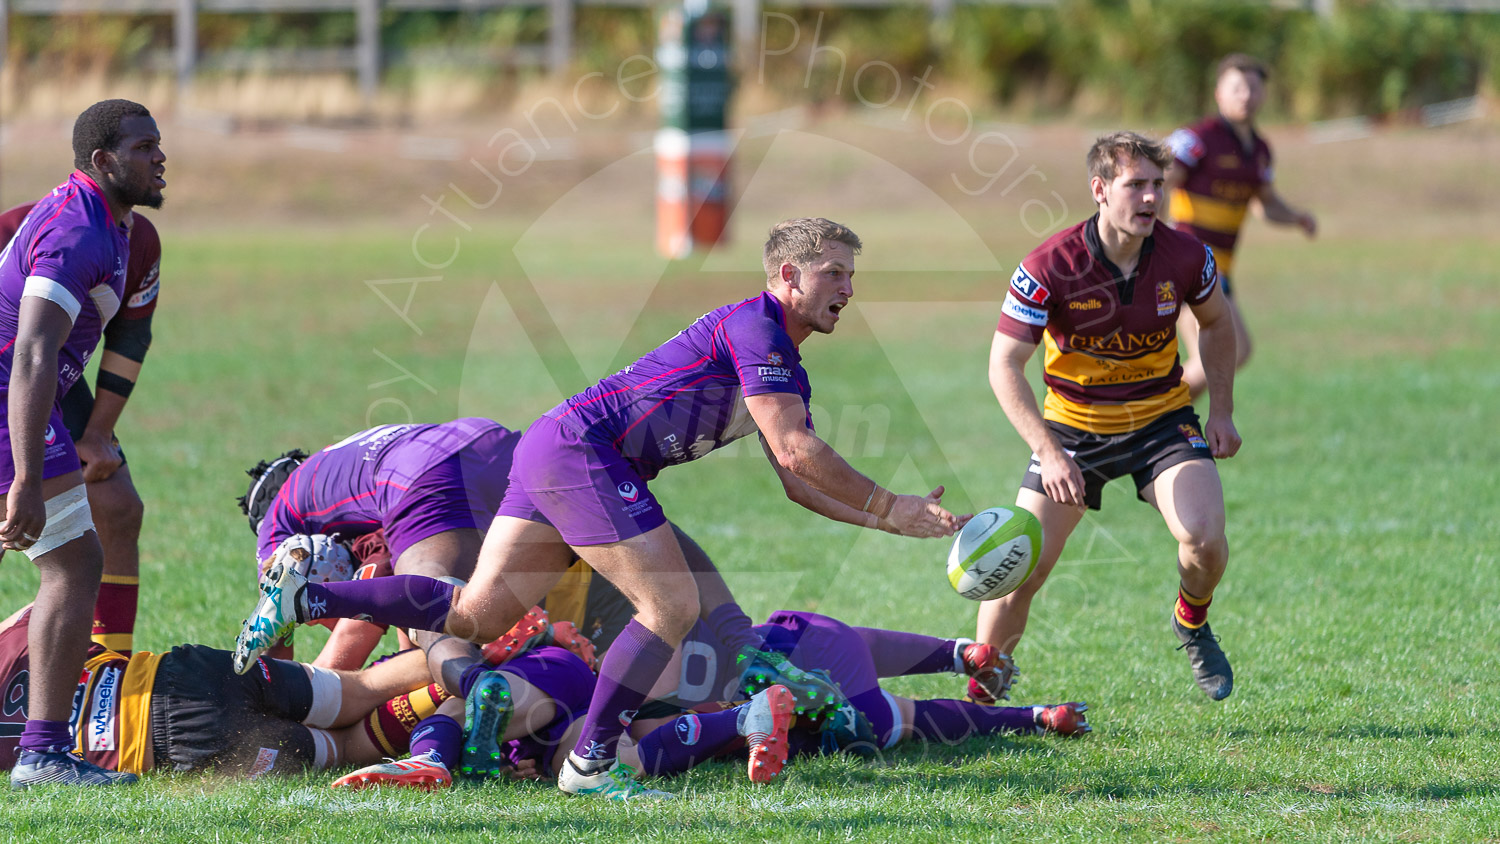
[334,607,1087,795]
[0,598,609,782]
[631,609,1089,772]
[0,603,443,778]
[234,218,964,801]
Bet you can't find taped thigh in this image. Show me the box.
[24,484,94,560]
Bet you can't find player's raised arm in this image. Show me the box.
[987,331,1085,508]
[747,392,960,538]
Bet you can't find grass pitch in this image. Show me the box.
[0,118,1496,842]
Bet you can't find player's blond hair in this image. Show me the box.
[1086,132,1171,184]
[1216,53,1269,83]
[763,218,863,284]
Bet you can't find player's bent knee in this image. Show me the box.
[24,485,98,562]
[90,481,144,535]
[302,664,345,728]
[1180,534,1229,569]
[639,591,699,642]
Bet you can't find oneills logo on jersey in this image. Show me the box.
[1008,265,1049,306]
[1156,281,1177,316]
[1068,299,1103,311]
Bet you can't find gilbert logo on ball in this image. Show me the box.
[946,506,1042,601]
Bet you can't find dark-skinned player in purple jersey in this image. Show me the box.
[0,201,161,659]
[0,99,165,788]
[233,217,968,800]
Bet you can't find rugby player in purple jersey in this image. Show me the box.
[237,418,517,668]
[0,100,164,788]
[0,202,160,658]
[234,217,967,800]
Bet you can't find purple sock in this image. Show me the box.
[705,602,763,654]
[19,719,73,753]
[634,708,743,777]
[570,620,674,767]
[409,714,462,766]
[909,699,1038,744]
[854,627,958,677]
[458,662,491,699]
[305,576,454,632]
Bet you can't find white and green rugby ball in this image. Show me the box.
[946,506,1042,601]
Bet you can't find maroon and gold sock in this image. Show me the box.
[92,574,140,655]
[361,683,455,756]
[1174,585,1212,629]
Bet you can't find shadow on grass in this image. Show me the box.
[1216,723,1491,741]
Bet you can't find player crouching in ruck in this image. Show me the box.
[979,132,1242,701]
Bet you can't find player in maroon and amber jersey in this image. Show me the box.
[0,202,158,660]
[983,132,1243,702]
[1166,53,1317,399]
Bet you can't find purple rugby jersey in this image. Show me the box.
[0,172,129,403]
[548,292,813,480]
[256,417,516,561]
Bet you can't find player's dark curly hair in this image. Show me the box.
[238,449,308,534]
[73,99,153,173]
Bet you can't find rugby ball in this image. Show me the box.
[946,506,1042,601]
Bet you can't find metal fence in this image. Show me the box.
[2,0,1497,101]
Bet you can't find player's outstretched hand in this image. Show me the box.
[76,429,123,483]
[885,486,965,538]
[1039,449,1086,509]
[0,479,46,553]
[1205,414,1241,459]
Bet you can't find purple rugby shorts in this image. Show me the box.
[495,415,667,546]
[0,405,81,494]
[382,425,515,561]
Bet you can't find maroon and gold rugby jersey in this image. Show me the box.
[1165,116,1273,276]
[996,216,1218,434]
[0,609,161,774]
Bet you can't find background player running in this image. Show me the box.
[978,132,1243,701]
[1166,53,1318,399]
[0,100,164,788]
[0,201,161,658]
[234,217,966,801]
